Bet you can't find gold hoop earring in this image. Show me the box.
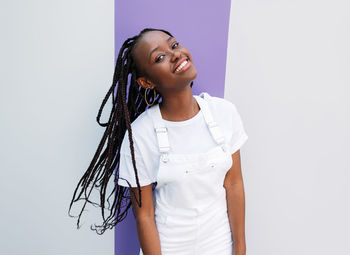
[144,87,156,106]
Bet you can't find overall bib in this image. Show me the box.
[139,93,234,255]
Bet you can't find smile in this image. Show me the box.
[175,59,191,73]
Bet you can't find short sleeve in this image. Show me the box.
[117,131,157,188]
[227,102,249,154]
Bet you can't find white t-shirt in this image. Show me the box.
[117,92,248,188]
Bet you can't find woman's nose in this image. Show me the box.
[170,50,181,62]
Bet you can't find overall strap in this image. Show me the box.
[146,104,170,163]
[146,93,227,163]
[194,93,226,146]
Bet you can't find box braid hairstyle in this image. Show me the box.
[68,28,194,235]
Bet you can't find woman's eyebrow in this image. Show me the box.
[148,36,174,62]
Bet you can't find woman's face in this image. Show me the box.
[132,30,197,95]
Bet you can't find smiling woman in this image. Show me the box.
[68,28,248,255]
[131,30,198,99]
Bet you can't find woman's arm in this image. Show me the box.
[130,184,161,255]
[223,149,247,255]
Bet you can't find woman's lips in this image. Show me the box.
[174,59,191,74]
[173,56,188,72]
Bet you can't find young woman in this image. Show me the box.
[69,28,248,255]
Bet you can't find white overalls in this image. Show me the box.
[139,93,234,255]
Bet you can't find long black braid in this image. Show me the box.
[68,28,194,235]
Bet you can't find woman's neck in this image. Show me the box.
[159,90,200,122]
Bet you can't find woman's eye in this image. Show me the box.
[155,55,164,63]
[172,42,179,49]
[155,42,179,63]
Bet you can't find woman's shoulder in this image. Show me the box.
[122,108,155,143]
[120,106,159,155]
[130,108,154,132]
[198,92,248,151]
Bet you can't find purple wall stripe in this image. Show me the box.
[114,0,232,253]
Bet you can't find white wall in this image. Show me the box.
[225,0,350,254]
[0,1,114,254]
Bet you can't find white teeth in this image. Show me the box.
[176,60,188,72]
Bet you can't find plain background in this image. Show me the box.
[1,0,349,255]
[225,0,350,254]
[0,0,114,255]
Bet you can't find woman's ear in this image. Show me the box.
[136,77,155,89]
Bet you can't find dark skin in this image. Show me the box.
[129,31,246,255]
[132,30,199,121]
